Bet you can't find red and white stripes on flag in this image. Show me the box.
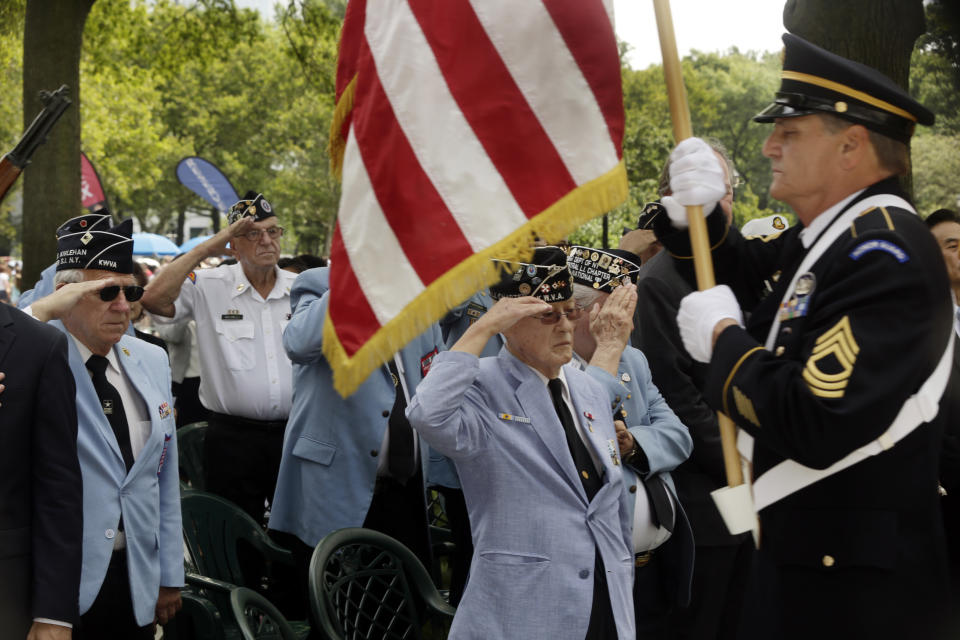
[324,0,628,395]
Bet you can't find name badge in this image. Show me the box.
[221,309,244,321]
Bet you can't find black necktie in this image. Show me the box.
[86,355,135,472]
[618,423,674,534]
[642,476,674,533]
[547,379,602,501]
[386,360,416,481]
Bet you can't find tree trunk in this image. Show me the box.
[784,0,925,88]
[783,0,925,195]
[176,207,186,245]
[22,0,96,286]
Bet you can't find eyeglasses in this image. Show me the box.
[237,227,284,242]
[534,306,585,325]
[727,173,744,194]
[99,285,144,302]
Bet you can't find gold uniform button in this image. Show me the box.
[775,346,785,357]
[581,470,589,480]
[629,485,637,494]
[822,555,835,568]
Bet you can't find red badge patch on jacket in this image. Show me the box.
[420,348,438,377]
[186,271,196,284]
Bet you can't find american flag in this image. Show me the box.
[325,0,627,395]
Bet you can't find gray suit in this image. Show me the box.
[408,348,635,640]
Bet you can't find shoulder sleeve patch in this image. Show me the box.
[848,239,909,263]
[186,271,197,284]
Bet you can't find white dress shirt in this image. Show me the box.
[524,364,606,475]
[164,262,296,420]
[70,336,151,460]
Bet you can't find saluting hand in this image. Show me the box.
[203,216,255,258]
[30,278,121,323]
[589,283,637,352]
[451,296,551,357]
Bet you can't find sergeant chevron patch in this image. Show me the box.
[802,316,860,398]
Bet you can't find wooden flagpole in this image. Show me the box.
[651,0,743,487]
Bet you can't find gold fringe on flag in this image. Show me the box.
[322,159,629,397]
[327,73,357,181]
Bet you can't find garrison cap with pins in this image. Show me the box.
[55,213,134,274]
[567,246,642,293]
[489,246,572,303]
[754,33,934,143]
[227,191,275,225]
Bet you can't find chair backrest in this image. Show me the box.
[231,586,301,640]
[309,528,456,640]
[178,421,208,490]
[181,489,294,587]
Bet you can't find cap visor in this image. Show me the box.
[753,101,819,123]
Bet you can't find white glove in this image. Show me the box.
[677,285,743,362]
[662,137,727,230]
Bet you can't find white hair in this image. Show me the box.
[572,283,604,311]
[53,268,84,286]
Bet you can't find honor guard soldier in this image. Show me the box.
[142,194,297,523]
[28,214,183,638]
[655,35,954,639]
[567,246,695,638]
[408,247,636,640]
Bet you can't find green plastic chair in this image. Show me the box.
[180,489,296,590]
[162,587,228,640]
[231,586,303,640]
[178,421,208,490]
[309,527,456,640]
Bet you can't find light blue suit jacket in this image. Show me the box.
[408,348,636,640]
[53,323,184,626]
[269,268,445,547]
[16,263,56,309]
[584,346,695,607]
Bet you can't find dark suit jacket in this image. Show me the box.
[632,251,751,548]
[0,303,82,633]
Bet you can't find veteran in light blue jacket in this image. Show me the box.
[408,248,635,640]
[28,214,183,637]
[568,246,695,634]
[269,267,445,562]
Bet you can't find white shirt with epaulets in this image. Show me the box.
[171,262,296,420]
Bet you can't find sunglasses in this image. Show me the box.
[99,285,144,302]
[534,306,585,325]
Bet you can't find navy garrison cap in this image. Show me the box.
[56,214,134,273]
[227,193,275,225]
[567,246,642,293]
[754,34,934,143]
[489,246,572,303]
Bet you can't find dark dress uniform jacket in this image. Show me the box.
[657,178,954,639]
[0,304,82,634]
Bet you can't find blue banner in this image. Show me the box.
[175,156,239,213]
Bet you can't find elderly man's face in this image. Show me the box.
[762,114,845,217]
[503,299,581,378]
[232,217,282,270]
[62,269,136,355]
